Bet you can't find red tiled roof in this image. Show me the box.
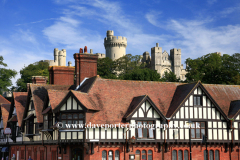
[79,76,182,124]
[71,90,100,111]
[13,92,27,127]
[30,84,73,123]
[0,95,10,104]
[1,104,10,129]
[48,90,69,110]
[203,84,240,117]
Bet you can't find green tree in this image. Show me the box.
[0,56,17,94]
[185,53,240,84]
[160,71,180,82]
[97,57,117,79]
[122,68,161,81]
[16,61,49,91]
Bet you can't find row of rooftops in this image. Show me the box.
[1,75,240,133]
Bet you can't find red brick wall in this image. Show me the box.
[74,53,98,87]
[49,66,75,85]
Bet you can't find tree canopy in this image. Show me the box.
[97,54,181,82]
[0,56,17,94]
[185,53,240,84]
[16,61,49,91]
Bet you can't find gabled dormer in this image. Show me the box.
[124,95,167,141]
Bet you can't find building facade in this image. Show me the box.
[0,46,239,160]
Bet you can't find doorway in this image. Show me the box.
[71,148,83,160]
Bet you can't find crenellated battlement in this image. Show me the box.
[104,30,127,60]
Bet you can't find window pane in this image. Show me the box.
[79,120,83,124]
[197,97,201,105]
[67,120,72,124]
[102,151,106,160]
[62,114,66,119]
[196,122,200,128]
[62,120,66,128]
[143,128,148,138]
[149,128,154,138]
[215,150,219,160]
[115,150,119,160]
[142,150,146,154]
[108,151,113,160]
[172,150,177,160]
[204,150,207,160]
[194,96,197,105]
[79,113,84,119]
[196,129,200,138]
[178,150,183,160]
[148,150,152,154]
[67,114,72,119]
[73,114,78,119]
[201,129,205,137]
[138,128,142,138]
[191,129,195,138]
[136,150,140,154]
[148,155,152,160]
[209,150,213,160]
[201,122,205,128]
[184,150,188,160]
[44,115,48,120]
[142,155,146,160]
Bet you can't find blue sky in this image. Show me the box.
[0,0,240,86]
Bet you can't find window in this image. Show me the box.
[61,113,84,128]
[172,150,177,160]
[108,151,113,160]
[204,150,207,160]
[26,120,34,134]
[48,114,53,128]
[142,150,146,160]
[209,150,213,160]
[178,150,183,160]
[31,100,34,110]
[136,150,140,160]
[191,122,205,139]
[194,96,202,106]
[102,150,106,160]
[44,115,48,129]
[215,150,219,160]
[115,150,119,160]
[35,124,39,134]
[136,121,154,138]
[184,150,188,160]
[148,150,152,160]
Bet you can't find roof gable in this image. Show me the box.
[1,104,10,129]
[0,95,10,104]
[124,95,166,121]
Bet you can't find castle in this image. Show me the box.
[99,30,187,80]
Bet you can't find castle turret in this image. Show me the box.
[170,48,181,78]
[104,30,127,60]
[151,43,162,71]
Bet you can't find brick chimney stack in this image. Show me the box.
[32,76,48,84]
[74,46,98,87]
[48,66,75,85]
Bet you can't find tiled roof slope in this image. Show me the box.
[166,83,198,117]
[203,84,240,117]
[71,90,100,110]
[13,92,27,127]
[48,90,69,110]
[0,95,10,104]
[123,95,146,119]
[228,100,240,118]
[1,104,10,129]
[30,84,73,123]
[80,77,182,124]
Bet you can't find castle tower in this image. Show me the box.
[170,48,181,78]
[104,30,127,60]
[151,43,162,71]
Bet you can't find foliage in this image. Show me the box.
[185,53,240,84]
[160,71,180,82]
[0,56,17,94]
[16,61,49,91]
[97,57,117,79]
[121,68,161,81]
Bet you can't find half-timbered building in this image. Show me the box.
[3,49,240,160]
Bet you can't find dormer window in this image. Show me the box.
[61,113,84,129]
[194,96,202,106]
[136,121,154,139]
[26,120,34,134]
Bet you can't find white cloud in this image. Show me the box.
[220,6,240,17]
[145,11,162,27]
[207,0,217,5]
